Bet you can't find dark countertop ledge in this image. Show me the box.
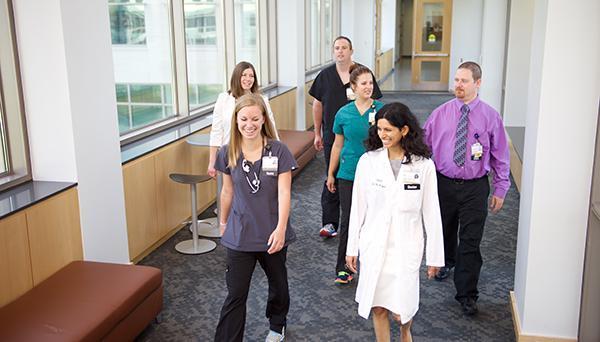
[0,181,77,220]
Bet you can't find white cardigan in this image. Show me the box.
[209,92,279,147]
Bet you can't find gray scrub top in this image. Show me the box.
[215,140,298,252]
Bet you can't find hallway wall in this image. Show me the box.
[514,0,600,338]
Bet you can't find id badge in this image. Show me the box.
[402,171,421,184]
[368,109,376,126]
[471,142,483,161]
[262,156,278,176]
[346,87,356,101]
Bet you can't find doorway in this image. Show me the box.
[411,0,452,91]
[383,0,452,91]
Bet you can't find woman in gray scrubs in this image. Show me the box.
[213,93,297,342]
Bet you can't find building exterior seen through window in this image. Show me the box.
[185,0,226,111]
[109,0,278,136]
[234,0,258,67]
[109,0,147,45]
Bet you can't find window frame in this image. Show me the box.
[0,0,32,191]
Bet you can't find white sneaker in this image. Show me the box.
[265,327,285,342]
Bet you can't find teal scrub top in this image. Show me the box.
[332,100,384,181]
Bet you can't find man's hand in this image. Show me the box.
[489,195,504,214]
[314,133,324,151]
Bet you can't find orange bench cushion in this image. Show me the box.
[0,261,162,342]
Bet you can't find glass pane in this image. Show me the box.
[184,1,226,110]
[420,61,441,81]
[132,105,164,127]
[109,3,147,45]
[422,3,444,52]
[310,0,320,67]
[110,0,174,134]
[234,0,259,69]
[117,105,131,132]
[130,84,162,103]
[115,84,128,102]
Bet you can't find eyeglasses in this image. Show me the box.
[242,159,260,194]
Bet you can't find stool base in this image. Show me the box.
[189,217,220,238]
[175,239,217,255]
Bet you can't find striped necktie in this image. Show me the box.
[453,104,470,166]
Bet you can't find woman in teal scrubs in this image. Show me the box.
[326,65,384,284]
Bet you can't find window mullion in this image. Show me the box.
[171,0,189,117]
[224,0,236,79]
[258,0,269,84]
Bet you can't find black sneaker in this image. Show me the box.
[461,298,478,316]
[434,266,453,281]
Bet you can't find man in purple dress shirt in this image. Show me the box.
[423,61,510,316]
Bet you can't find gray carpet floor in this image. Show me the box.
[137,93,519,341]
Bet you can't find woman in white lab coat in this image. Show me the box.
[345,102,444,342]
[207,61,279,177]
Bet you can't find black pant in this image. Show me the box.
[436,173,489,302]
[321,143,340,229]
[214,247,289,342]
[336,179,354,274]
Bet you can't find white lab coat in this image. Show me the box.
[209,92,279,147]
[347,148,444,322]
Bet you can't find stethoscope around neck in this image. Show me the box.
[242,159,260,194]
[241,143,272,194]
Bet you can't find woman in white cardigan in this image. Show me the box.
[345,103,444,342]
[207,61,279,177]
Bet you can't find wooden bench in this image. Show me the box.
[278,129,317,177]
[0,261,163,342]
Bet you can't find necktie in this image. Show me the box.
[453,104,470,166]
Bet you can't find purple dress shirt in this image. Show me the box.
[424,97,510,198]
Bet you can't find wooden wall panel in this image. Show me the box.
[26,188,83,285]
[155,140,192,234]
[269,89,297,130]
[305,81,314,130]
[123,154,160,259]
[0,212,33,307]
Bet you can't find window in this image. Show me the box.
[184,0,226,110]
[305,0,338,71]
[234,0,258,65]
[0,0,31,190]
[108,0,277,137]
[110,0,176,134]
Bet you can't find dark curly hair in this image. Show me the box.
[365,102,431,163]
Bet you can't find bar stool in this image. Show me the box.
[170,173,217,254]
[186,133,221,238]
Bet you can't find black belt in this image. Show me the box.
[437,172,487,184]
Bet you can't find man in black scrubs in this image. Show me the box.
[309,36,382,238]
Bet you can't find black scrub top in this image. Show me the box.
[309,63,382,146]
[215,140,298,252]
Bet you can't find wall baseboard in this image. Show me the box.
[509,291,577,342]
